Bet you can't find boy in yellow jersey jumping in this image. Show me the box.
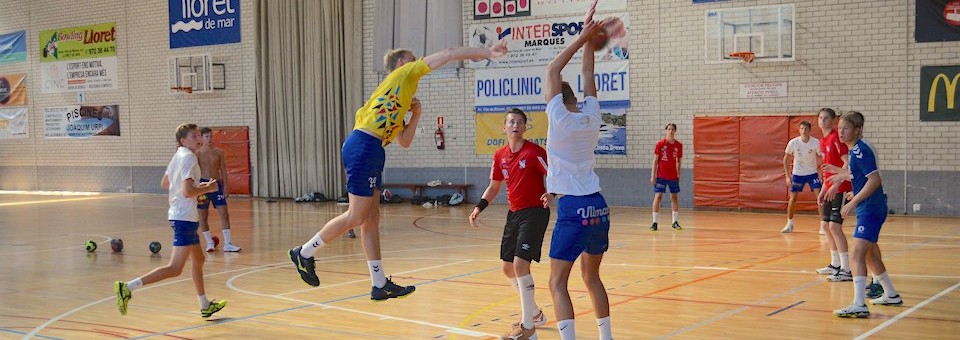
[290,42,508,300]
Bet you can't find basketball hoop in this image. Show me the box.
[170,86,193,94]
[728,51,755,63]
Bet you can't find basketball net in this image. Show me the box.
[728,51,755,63]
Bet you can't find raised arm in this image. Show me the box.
[582,30,597,98]
[422,41,508,70]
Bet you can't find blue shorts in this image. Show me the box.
[169,220,200,246]
[342,130,385,197]
[197,178,227,209]
[790,174,822,192]
[853,206,887,243]
[654,178,680,193]
[549,192,610,262]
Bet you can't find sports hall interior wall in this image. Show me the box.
[370,0,960,216]
[0,0,258,194]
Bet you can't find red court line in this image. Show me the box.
[0,315,193,339]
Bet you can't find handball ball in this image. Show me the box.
[85,240,98,252]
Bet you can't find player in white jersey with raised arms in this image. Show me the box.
[542,1,612,339]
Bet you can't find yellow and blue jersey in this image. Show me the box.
[354,58,432,145]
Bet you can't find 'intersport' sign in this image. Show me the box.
[169,0,241,48]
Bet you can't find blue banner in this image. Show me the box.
[169,0,241,48]
[0,30,27,64]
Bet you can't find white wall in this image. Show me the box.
[0,0,257,191]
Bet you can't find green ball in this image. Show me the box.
[85,240,97,252]
[149,241,162,254]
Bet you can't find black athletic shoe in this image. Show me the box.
[650,222,658,231]
[866,282,885,299]
[672,221,682,231]
[289,246,319,286]
[371,277,415,301]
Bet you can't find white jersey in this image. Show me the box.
[165,146,202,222]
[785,136,821,176]
[545,94,602,196]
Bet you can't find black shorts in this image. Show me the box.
[821,192,849,224]
[500,207,550,263]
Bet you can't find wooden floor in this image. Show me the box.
[1,193,958,339]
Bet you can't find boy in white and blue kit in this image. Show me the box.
[826,111,903,318]
[542,4,612,339]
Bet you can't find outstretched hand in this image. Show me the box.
[584,0,599,24]
[489,40,508,58]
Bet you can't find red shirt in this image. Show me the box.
[821,130,852,193]
[655,139,683,180]
[492,141,548,211]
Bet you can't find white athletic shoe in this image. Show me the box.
[816,264,840,275]
[204,243,215,252]
[870,294,903,306]
[834,304,869,318]
[223,243,242,252]
[818,226,826,235]
[512,309,547,328]
[781,223,794,233]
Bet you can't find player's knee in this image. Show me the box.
[549,275,567,291]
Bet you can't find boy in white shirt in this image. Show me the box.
[113,124,227,318]
[781,120,822,233]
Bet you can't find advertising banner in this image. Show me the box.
[467,13,629,68]
[475,60,629,112]
[0,30,27,64]
[0,73,28,106]
[0,108,28,139]
[43,105,121,138]
[169,0,241,48]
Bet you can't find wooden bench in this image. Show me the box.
[381,183,472,202]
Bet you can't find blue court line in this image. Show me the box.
[129,266,500,339]
[0,328,61,339]
[766,300,806,316]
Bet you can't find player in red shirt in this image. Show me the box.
[650,123,683,231]
[470,108,551,338]
[816,108,854,282]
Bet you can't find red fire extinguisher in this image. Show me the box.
[435,116,445,150]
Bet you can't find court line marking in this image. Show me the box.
[853,281,960,340]
[0,196,110,207]
[278,260,473,296]
[220,264,499,339]
[766,300,806,316]
[21,262,287,339]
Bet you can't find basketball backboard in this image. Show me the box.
[705,4,795,64]
[168,54,214,93]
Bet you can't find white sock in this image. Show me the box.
[877,272,899,297]
[652,212,659,223]
[597,316,612,340]
[509,276,520,294]
[830,251,840,267]
[223,229,232,245]
[872,275,880,284]
[300,232,325,258]
[557,319,576,340]
[368,260,387,288]
[839,252,850,271]
[198,294,210,309]
[787,218,794,225]
[672,211,679,223]
[202,231,213,245]
[517,275,538,329]
[853,276,867,306]
[126,278,143,292]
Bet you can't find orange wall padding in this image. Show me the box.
[694,115,821,211]
[210,127,251,195]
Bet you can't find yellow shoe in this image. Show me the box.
[201,299,227,318]
[114,281,132,316]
